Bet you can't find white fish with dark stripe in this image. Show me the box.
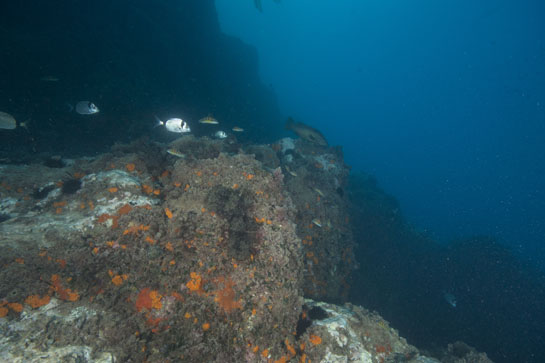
[214,131,227,139]
[155,116,190,133]
[74,101,100,115]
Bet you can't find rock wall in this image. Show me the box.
[0,137,493,362]
[1,139,302,361]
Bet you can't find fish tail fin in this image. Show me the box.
[19,120,29,131]
[153,115,163,128]
[66,103,74,113]
[285,117,295,130]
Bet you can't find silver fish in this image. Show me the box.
[0,111,16,129]
[214,131,227,139]
[155,117,190,133]
[75,101,99,115]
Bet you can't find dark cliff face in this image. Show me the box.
[0,0,283,156]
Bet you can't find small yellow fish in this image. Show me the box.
[313,188,324,197]
[232,126,244,132]
[166,148,186,158]
[311,218,322,228]
[199,116,219,125]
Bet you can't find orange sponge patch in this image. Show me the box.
[135,288,163,312]
[25,295,51,309]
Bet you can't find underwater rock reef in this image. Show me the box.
[271,138,357,302]
[0,137,491,362]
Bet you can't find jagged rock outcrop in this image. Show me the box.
[0,138,491,362]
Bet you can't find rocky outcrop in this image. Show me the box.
[0,137,491,362]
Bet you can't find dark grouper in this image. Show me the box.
[285,117,328,146]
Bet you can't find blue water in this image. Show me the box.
[216,1,545,361]
[216,0,545,263]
